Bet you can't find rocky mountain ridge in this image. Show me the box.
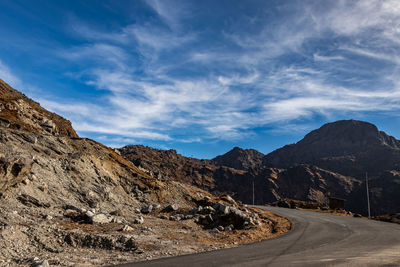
[120,120,400,216]
[0,79,78,138]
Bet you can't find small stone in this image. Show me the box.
[170,214,184,221]
[43,215,53,220]
[152,204,161,210]
[120,225,134,232]
[185,215,194,220]
[133,216,144,224]
[210,228,220,234]
[226,224,234,231]
[160,215,169,220]
[217,225,224,231]
[64,204,81,211]
[162,204,178,212]
[204,196,211,202]
[224,195,237,205]
[31,260,49,267]
[204,206,215,214]
[85,210,95,217]
[141,205,153,214]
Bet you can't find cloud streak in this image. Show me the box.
[34,0,400,147]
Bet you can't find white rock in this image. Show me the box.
[121,225,134,232]
[90,214,112,225]
[85,210,95,217]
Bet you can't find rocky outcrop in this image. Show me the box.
[0,155,33,194]
[0,79,78,138]
[212,147,264,171]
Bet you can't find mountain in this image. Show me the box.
[212,147,264,171]
[120,120,400,216]
[118,145,249,194]
[0,79,282,266]
[119,146,361,212]
[263,120,400,178]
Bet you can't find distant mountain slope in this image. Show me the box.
[0,79,78,137]
[263,120,400,178]
[120,120,400,215]
[119,145,361,212]
[212,146,264,171]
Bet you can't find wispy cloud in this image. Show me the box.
[36,0,400,146]
[0,60,21,88]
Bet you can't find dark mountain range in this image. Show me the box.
[263,120,400,178]
[119,147,362,213]
[120,120,400,216]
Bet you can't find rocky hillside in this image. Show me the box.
[0,79,78,138]
[212,147,264,171]
[0,79,289,266]
[119,146,362,212]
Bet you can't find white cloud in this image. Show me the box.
[46,0,400,145]
[145,0,188,30]
[0,60,21,88]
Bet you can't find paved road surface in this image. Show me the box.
[115,206,400,266]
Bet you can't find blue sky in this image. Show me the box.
[1,0,400,159]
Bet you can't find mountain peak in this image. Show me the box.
[300,120,399,149]
[212,147,264,170]
[263,120,400,177]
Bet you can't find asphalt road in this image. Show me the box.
[116,206,400,267]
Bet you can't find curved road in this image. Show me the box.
[116,206,400,266]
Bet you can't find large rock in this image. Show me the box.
[214,202,230,215]
[90,214,112,225]
[64,232,137,251]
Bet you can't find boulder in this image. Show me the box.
[90,214,112,225]
[214,202,230,215]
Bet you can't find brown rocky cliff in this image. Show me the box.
[212,146,264,171]
[0,79,78,138]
